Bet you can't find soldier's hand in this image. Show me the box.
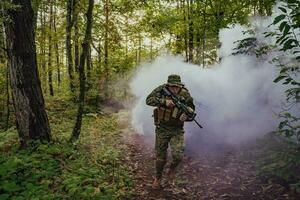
[179,113,187,122]
[166,99,175,108]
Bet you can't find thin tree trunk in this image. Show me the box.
[175,0,182,54]
[188,0,194,62]
[138,33,142,63]
[103,0,109,99]
[71,0,94,142]
[150,35,153,61]
[74,1,79,72]
[53,1,61,86]
[183,0,188,62]
[4,0,51,148]
[202,0,208,68]
[5,65,10,131]
[74,24,79,72]
[66,0,75,94]
[96,42,102,110]
[40,6,47,92]
[86,44,92,90]
[48,1,54,96]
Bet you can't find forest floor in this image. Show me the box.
[115,109,299,200]
[1,100,299,200]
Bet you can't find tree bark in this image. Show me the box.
[71,0,94,142]
[103,0,109,99]
[202,0,208,68]
[188,0,194,62]
[5,65,10,131]
[53,0,61,86]
[175,0,182,54]
[74,6,79,72]
[40,5,47,92]
[183,0,188,62]
[86,44,92,90]
[95,42,101,110]
[66,0,75,94]
[48,1,54,96]
[4,0,51,148]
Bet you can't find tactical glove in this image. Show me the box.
[179,113,188,121]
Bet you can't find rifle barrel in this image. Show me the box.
[194,119,203,129]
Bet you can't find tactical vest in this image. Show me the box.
[153,86,187,126]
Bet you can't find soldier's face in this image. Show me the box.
[168,85,181,94]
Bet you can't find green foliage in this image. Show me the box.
[267,0,300,141]
[260,141,300,194]
[0,99,134,199]
[232,30,273,58]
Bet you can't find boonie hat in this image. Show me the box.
[167,74,183,86]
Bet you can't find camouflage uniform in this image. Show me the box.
[146,75,195,180]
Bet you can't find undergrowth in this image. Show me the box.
[0,96,134,200]
[258,136,300,195]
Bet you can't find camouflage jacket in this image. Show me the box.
[146,84,195,125]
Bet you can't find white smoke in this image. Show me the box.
[129,4,299,147]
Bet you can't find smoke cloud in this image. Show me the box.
[129,5,299,150]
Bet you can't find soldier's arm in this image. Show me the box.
[146,85,166,107]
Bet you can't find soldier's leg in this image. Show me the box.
[170,129,185,170]
[155,127,170,180]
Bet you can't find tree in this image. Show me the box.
[66,0,76,94]
[48,0,54,96]
[71,0,94,142]
[4,0,51,148]
[269,0,300,143]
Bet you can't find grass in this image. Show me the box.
[0,95,134,200]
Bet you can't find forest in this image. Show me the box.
[0,0,299,199]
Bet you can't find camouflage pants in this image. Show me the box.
[155,124,185,179]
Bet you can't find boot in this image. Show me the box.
[152,178,162,189]
[167,168,176,185]
[167,168,176,179]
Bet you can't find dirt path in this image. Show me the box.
[116,110,297,200]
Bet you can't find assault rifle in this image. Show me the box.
[162,87,203,129]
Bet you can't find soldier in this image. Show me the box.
[146,74,195,189]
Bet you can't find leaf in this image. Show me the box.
[283,78,293,84]
[276,34,286,43]
[278,7,287,13]
[273,75,286,83]
[279,21,287,31]
[279,36,291,45]
[279,67,289,74]
[283,23,291,35]
[282,39,296,51]
[273,14,286,24]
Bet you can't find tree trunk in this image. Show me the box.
[96,41,102,111]
[138,33,142,63]
[66,0,75,94]
[175,0,182,54]
[183,0,188,62]
[53,0,61,86]
[4,0,51,148]
[95,42,101,110]
[86,44,92,90]
[71,0,94,142]
[188,0,194,62]
[48,1,54,96]
[40,6,47,92]
[74,15,79,72]
[103,0,109,99]
[202,0,208,68]
[5,65,10,131]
